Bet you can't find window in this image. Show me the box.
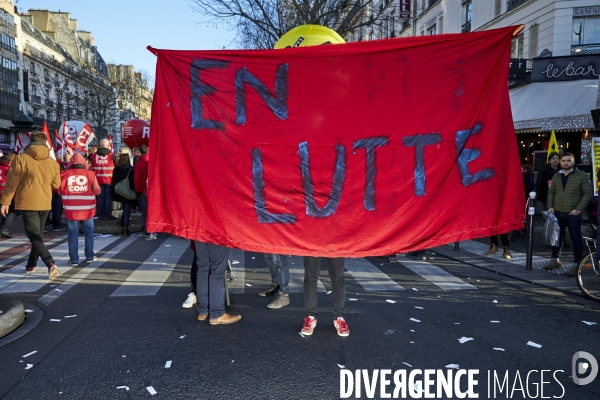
[438,16,443,34]
[572,17,600,48]
[494,0,502,18]
[511,34,524,58]
[462,1,472,32]
[427,25,436,35]
[529,24,539,58]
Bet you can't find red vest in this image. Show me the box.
[60,169,97,220]
[0,162,8,196]
[91,152,115,185]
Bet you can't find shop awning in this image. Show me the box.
[509,80,597,132]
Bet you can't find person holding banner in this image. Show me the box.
[0,131,61,279]
[301,257,349,337]
[546,152,593,276]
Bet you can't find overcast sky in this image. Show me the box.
[15,0,236,84]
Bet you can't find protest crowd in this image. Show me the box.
[0,126,595,338]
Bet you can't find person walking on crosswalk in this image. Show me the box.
[301,257,349,337]
[194,241,241,325]
[0,131,61,279]
[59,153,101,266]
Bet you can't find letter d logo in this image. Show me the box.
[572,351,598,385]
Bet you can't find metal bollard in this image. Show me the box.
[525,191,536,271]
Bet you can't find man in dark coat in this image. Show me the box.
[535,151,559,207]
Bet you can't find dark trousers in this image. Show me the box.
[97,184,113,219]
[138,193,148,233]
[122,204,132,229]
[51,193,62,229]
[0,203,14,234]
[552,212,584,264]
[194,241,229,319]
[303,257,345,319]
[191,251,198,294]
[22,210,54,267]
[491,233,509,247]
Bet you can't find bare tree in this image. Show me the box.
[190,0,393,49]
[109,67,153,121]
[79,66,118,137]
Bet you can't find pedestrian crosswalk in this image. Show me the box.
[0,235,479,298]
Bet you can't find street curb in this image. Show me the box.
[433,245,586,299]
[0,295,25,339]
[0,303,42,347]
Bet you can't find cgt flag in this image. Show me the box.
[147,26,526,257]
[60,122,75,156]
[15,131,30,153]
[547,130,559,162]
[75,123,95,154]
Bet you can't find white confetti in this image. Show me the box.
[22,351,37,358]
[384,330,395,335]
[146,386,157,395]
[446,364,460,369]
[245,284,252,287]
[50,285,57,287]
[410,318,421,323]
[299,332,305,337]
[380,263,383,266]
[54,289,62,292]
[49,319,61,322]
[179,335,185,339]
[493,348,505,351]
[337,364,345,369]
[386,299,396,304]
[458,337,474,344]
[231,261,239,264]
[165,245,171,247]
[116,386,129,390]
[24,309,33,313]
[429,257,435,260]
[431,252,436,255]
[162,263,166,265]
[527,341,542,348]
[415,306,423,309]
[25,364,33,370]
[64,315,77,318]
[493,300,498,303]
[412,288,418,291]
[349,298,358,301]
[454,323,460,325]
[582,321,597,326]
[402,362,412,367]
[252,257,255,259]
[165,361,172,368]
[326,291,332,295]
[410,330,415,332]
[153,259,158,262]
[491,321,500,323]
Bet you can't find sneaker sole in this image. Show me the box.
[49,267,59,280]
[300,329,314,336]
[209,317,242,325]
[267,302,290,309]
[336,331,350,337]
[182,302,197,309]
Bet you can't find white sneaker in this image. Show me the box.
[145,233,157,241]
[182,292,197,308]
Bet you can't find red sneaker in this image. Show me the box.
[301,316,317,336]
[334,317,350,337]
[25,266,36,274]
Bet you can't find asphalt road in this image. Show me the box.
[0,234,599,399]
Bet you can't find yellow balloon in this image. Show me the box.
[274,24,346,49]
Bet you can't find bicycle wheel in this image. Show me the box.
[577,254,600,302]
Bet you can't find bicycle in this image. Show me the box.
[577,237,600,302]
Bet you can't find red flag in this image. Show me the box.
[55,130,64,158]
[15,131,30,153]
[148,26,525,257]
[61,122,75,155]
[42,121,56,160]
[108,134,114,153]
[75,123,95,154]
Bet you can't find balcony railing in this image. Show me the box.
[30,94,41,104]
[462,21,471,33]
[45,99,54,108]
[571,44,600,55]
[507,0,530,12]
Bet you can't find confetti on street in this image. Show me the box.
[458,337,473,344]
[49,319,61,322]
[64,315,76,318]
[582,321,597,326]
[165,361,172,368]
[116,386,129,390]
[402,362,412,367]
[491,321,500,323]
[493,348,505,351]
[337,364,345,368]
[147,386,157,395]
[22,351,37,358]
[25,364,33,370]
[415,306,423,309]
[410,318,421,322]
[446,364,460,369]
[386,299,396,304]
[527,341,542,348]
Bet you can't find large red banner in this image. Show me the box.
[148,26,525,257]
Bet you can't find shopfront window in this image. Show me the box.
[511,34,524,58]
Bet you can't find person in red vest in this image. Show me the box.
[91,139,116,221]
[59,153,101,266]
[0,155,14,238]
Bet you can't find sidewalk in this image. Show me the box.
[433,214,593,298]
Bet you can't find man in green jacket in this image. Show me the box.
[546,152,593,276]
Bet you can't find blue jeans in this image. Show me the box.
[194,241,229,319]
[122,204,131,229]
[551,212,583,264]
[67,218,94,263]
[264,253,289,294]
[97,184,113,219]
[138,193,148,233]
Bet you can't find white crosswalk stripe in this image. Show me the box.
[110,236,191,297]
[0,235,67,267]
[0,236,476,297]
[0,235,121,294]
